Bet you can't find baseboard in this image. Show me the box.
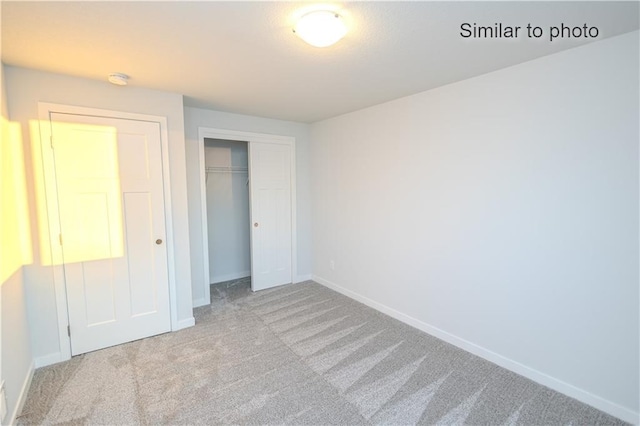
[295,274,312,283]
[211,271,250,284]
[34,352,66,368]
[192,297,209,308]
[312,275,639,425]
[8,360,34,426]
[175,316,195,331]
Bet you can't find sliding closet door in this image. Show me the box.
[249,141,293,291]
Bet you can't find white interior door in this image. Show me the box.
[249,142,293,291]
[50,112,171,355]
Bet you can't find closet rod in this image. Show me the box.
[205,166,249,184]
[205,166,248,173]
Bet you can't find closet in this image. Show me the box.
[204,138,251,284]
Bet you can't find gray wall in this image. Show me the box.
[310,32,639,421]
[1,62,34,425]
[184,106,312,306]
[1,269,32,424]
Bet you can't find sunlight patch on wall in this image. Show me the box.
[30,120,124,266]
[1,116,33,284]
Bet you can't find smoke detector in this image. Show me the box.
[108,73,129,86]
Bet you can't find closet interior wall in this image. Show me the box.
[204,138,250,284]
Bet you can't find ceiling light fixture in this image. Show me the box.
[293,10,347,48]
[108,73,129,86]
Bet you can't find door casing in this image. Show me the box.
[196,127,297,305]
[37,102,178,362]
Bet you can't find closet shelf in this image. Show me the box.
[206,166,248,174]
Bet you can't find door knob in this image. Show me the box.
[156,239,163,245]
[254,223,259,227]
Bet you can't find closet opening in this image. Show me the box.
[204,138,252,298]
[198,126,297,301]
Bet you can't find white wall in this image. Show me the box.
[1,270,33,425]
[184,107,311,305]
[1,62,34,425]
[205,139,251,283]
[5,66,194,364]
[310,32,639,423]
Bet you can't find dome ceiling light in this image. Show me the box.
[293,10,347,48]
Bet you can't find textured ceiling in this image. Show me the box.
[2,1,638,123]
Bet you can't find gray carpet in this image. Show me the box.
[18,279,626,425]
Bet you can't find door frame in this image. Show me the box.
[196,127,297,304]
[37,102,178,362]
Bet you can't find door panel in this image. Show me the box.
[123,192,157,316]
[249,142,292,291]
[50,112,170,355]
[80,261,116,325]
